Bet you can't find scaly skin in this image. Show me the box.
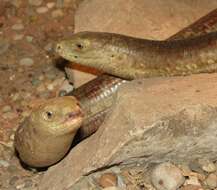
[14,97,83,167]
[15,9,217,167]
[56,31,217,80]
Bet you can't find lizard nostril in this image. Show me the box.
[68,112,75,118]
[56,44,62,52]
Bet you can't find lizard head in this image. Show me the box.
[55,31,131,70]
[14,96,84,167]
[29,96,83,136]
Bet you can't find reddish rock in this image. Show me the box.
[181,185,203,190]
[39,73,217,190]
[98,172,118,188]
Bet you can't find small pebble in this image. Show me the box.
[198,158,216,173]
[2,105,12,113]
[0,39,10,55]
[9,74,16,80]
[2,112,17,119]
[9,176,19,185]
[31,78,41,86]
[98,173,118,188]
[19,58,34,66]
[22,92,31,99]
[58,90,67,97]
[205,173,217,189]
[0,160,10,167]
[38,75,44,81]
[13,34,24,41]
[24,179,33,188]
[11,93,20,101]
[45,71,57,80]
[21,111,30,118]
[36,6,48,14]
[26,36,34,43]
[37,84,46,92]
[11,0,22,7]
[39,91,50,99]
[51,9,64,18]
[56,0,64,8]
[28,0,43,6]
[11,23,24,30]
[10,134,15,141]
[47,2,55,9]
[16,183,26,189]
[46,77,65,90]
[184,176,201,186]
[59,80,74,93]
[151,162,185,190]
[47,83,54,91]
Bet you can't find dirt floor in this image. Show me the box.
[0,1,80,189]
[0,1,217,190]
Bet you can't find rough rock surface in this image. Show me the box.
[69,0,217,87]
[39,73,217,190]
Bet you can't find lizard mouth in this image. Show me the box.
[62,108,84,126]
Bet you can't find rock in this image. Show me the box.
[19,58,34,66]
[11,23,24,30]
[98,173,118,188]
[205,173,217,189]
[36,6,48,14]
[51,9,64,18]
[151,162,185,190]
[58,80,73,94]
[2,112,17,119]
[184,176,201,187]
[189,158,216,174]
[11,0,22,8]
[56,0,64,8]
[26,36,33,43]
[28,0,43,6]
[31,78,41,86]
[39,74,217,190]
[0,38,9,55]
[181,185,203,190]
[64,65,99,88]
[13,34,24,40]
[75,0,217,39]
[47,2,55,9]
[189,161,205,174]
[2,105,12,113]
[0,160,10,167]
[198,158,216,173]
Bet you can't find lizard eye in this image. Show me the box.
[43,111,53,120]
[76,43,84,49]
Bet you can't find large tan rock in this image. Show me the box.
[68,0,217,87]
[39,73,217,190]
[75,0,217,39]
